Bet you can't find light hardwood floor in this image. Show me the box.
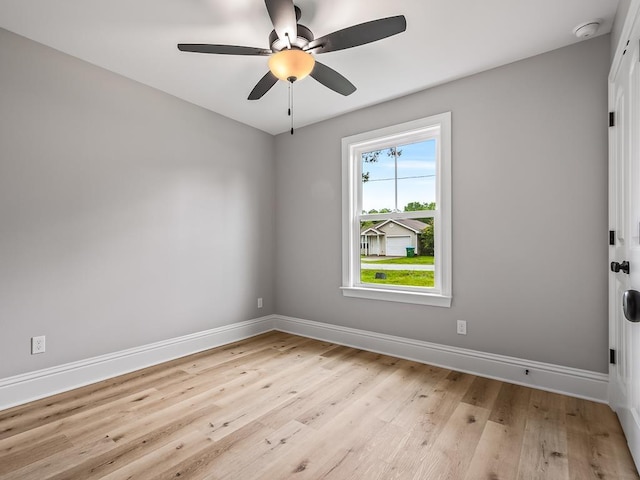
[0,331,638,479]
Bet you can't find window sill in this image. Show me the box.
[340,286,452,307]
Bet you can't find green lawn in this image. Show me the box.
[360,270,434,287]
[361,255,434,265]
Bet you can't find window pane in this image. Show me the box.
[361,140,436,214]
[397,139,437,209]
[362,148,395,213]
[360,218,435,289]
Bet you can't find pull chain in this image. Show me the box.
[288,79,295,135]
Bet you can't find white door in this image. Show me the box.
[386,236,411,256]
[610,7,640,468]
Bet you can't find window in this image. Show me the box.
[341,113,451,307]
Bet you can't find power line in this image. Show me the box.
[366,174,436,182]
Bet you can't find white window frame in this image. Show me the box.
[341,113,452,307]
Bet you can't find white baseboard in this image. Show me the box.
[0,316,275,411]
[0,314,609,411]
[272,315,609,404]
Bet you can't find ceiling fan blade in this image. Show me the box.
[310,62,356,96]
[306,15,406,54]
[248,71,278,100]
[264,0,298,42]
[178,44,271,56]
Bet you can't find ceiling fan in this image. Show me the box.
[177,0,407,101]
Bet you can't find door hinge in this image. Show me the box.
[610,230,616,245]
[610,348,617,365]
[609,111,615,127]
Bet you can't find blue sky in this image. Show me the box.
[362,139,436,212]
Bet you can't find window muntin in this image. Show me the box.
[341,113,451,307]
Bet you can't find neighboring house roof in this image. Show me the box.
[393,218,429,232]
[361,227,385,236]
[361,218,428,234]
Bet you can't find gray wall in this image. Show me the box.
[0,27,612,380]
[274,35,610,373]
[0,28,276,378]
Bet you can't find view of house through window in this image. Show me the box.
[359,140,436,288]
[342,112,451,306]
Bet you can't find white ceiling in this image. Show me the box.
[0,0,619,135]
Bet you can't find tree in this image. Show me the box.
[404,201,435,213]
[420,224,435,256]
[404,202,436,257]
[404,202,435,226]
[362,147,403,183]
[360,208,392,229]
[361,150,381,183]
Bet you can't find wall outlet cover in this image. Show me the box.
[32,335,46,354]
[456,320,467,335]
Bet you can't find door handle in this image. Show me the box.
[623,290,640,323]
[611,261,630,274]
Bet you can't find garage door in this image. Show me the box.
[386,236,411,256]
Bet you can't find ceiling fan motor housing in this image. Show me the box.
[269,24,314,52]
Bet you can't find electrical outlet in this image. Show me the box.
[31,335,46,354]
[456,320,467,335]
[257,297,263,309]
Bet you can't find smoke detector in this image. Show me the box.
[573,21,601,39]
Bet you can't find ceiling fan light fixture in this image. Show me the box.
[268,49,315,82]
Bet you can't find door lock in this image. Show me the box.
[611,261,630,274]
[623,290,640,323]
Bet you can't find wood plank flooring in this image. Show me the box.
[0,331,637,479]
